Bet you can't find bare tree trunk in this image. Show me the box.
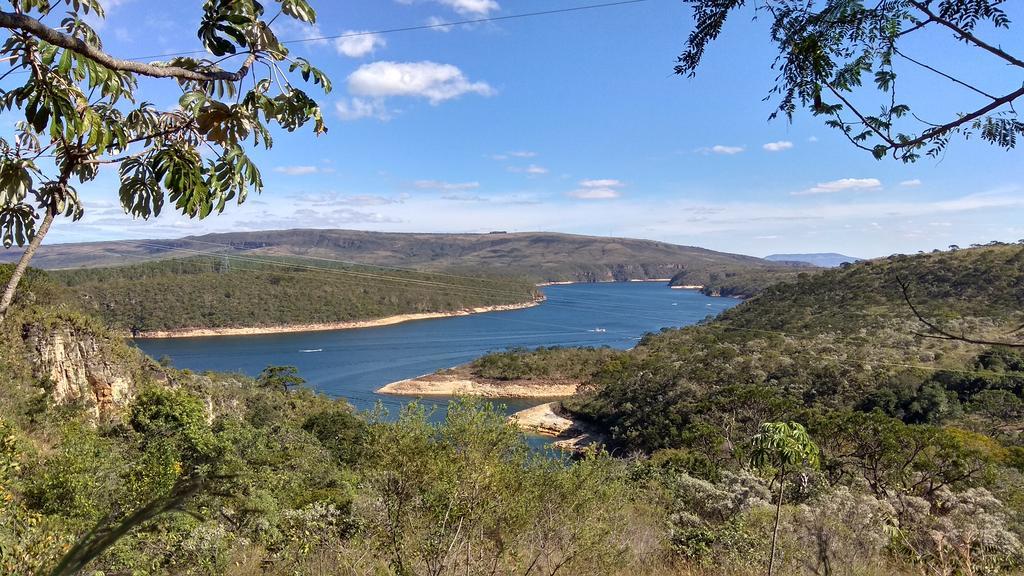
[768,469,785,576]
[0,205,55,323]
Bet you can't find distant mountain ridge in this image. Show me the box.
[764,252,861,267]
[1,229,801,286]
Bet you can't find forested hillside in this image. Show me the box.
[460,245,1024,573]
[53,256,540,333]
[1,229,802,288]
[0,271,661,575]
[3,246,1024,574]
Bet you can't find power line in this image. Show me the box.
[125,0,653,61]
[0,0,655,79]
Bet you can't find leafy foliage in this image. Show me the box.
[0,0,331,318]
[677,0,1024,161]
[51,255,540,332]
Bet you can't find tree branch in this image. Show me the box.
[891,84,1024,152]
[907,1,1024,69]
[0,10,256,82]
[895,275,1024,348]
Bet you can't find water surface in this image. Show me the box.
[136,283,738,415]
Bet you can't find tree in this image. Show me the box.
[0,0,331,322]
[750,421,819,576]
[257,364,305,392]
[676,1,1022,162]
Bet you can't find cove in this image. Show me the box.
[134,282,739,416]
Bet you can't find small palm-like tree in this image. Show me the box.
[750,421,819,576]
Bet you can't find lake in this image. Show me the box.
[135,282,738,416]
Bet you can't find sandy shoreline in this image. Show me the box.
[508,402,604,451]
[133,299,543,339]
[377,373,578,398]
[536,278,670,287]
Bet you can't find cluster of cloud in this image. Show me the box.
[700,144,745,155]
[337,61,493,120]
[763,140,793,152]
[491,151,537,160]
[273,165,336,176]
[334,31,386,58]
[397,0,500,16]
[792,178,882,196]
[298,192,408,207]
[568,179,624,200]
[414,179,480,191]
[508,164,548,175]
[698,141,799,154]
[347,61,494,104]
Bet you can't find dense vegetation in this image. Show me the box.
[674,267,806,298]
[467,245,1024,573]
[2,229,802,287]
[4,244,1024,574]
[52,256,539,332]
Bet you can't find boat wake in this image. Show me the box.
[299,348,323,353]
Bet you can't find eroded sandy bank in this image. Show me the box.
[134,299,543,339]
[376,373,578,398]
[508,401,603,451]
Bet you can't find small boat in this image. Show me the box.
[299,348,323,353]
[591,328,607,333]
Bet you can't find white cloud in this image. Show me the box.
[807,136,819,142]
[299,192,405,207]
[568,188,621,200]
[793,178,882,196]
[347,61,494,105]
[334,32,386,58]
[569,178,624,200]
[579,179,623,188]
[445,0,499,14]
[699,145,745,155]
[335,98,391,121]
[399,0,499,15]
[492,151,536,161]
[900,179,922,187]
[425,15,455,32]
[274,166,320,175]
[414,180,480,191]
[508,164,548,175]
[763,140,794,152]
[441,193,488,202]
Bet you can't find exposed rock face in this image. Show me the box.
[23,323,135,418]
[508,402,605,453]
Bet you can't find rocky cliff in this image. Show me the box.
[21,318,139,419]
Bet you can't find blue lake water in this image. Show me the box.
[134,283,738,417]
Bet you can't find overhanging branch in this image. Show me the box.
[907,1,1024,69]
[896,275,1024,348]
[0,11,255,82]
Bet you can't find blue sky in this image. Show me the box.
[10,0,1024,257]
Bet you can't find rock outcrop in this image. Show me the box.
[508,402,605,452]
[22,321,136,418]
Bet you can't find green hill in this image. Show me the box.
[1,229,802,293]
[5,245,1024,575]
[468,244,1024,452]
[51,255,540,333]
